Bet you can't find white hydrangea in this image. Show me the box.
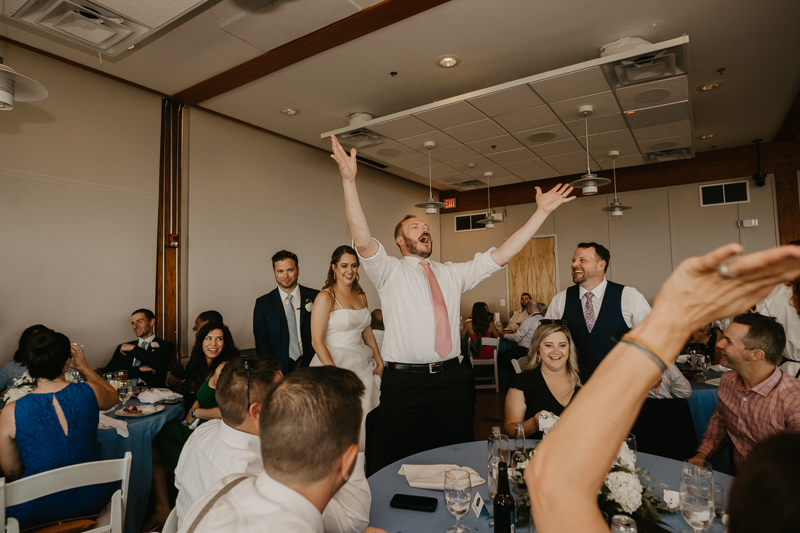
[615,442,637,471]
[605,471,643,514]
[2,371,36,403]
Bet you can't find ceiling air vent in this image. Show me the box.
[603,44,688,88]
[336,128,392,150]
[8,0,208,56]
[642,147,693,164]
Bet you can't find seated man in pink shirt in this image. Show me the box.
[690,313,800,469]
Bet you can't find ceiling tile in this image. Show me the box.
[467,85,544,117]
[639,135,693,153]
[550,91,621,123]
[466,135,525,155]
[439,173,475,185]
[578,129,635,150]
[558,164,597,177]
[369,116,436,139]
[517,167,562,181]
[542,151,591,168]
[530,139,585,158]
[485,148,539,165]
[443,119,507,144]
[615,75,689,111]
[529,67,611,103]
[430,145,481,163]
[358,141,419,161]
[513,123,575,147]
[492,105,559,133]
[447,156,511,178]
[488,174,524,187]
[410,163,463,179]
[389,153,431,170]
[396,130,460,152]
[502,158,551,174]
[564,113,628,137]
[413,101,488,129]
[632,118,691,142]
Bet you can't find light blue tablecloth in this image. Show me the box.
[368,440,734,532]
[97,400,184,533]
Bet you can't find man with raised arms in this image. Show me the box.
[330,134,574,469]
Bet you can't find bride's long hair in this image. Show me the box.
[323,245,365,295]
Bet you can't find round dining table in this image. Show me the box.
[367,440,733,532]
[97,398,184,533]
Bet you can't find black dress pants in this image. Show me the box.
[373,361,474,471]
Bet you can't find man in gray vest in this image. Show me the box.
[545,242,650,379]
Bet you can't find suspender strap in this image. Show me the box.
[185,476,248,533]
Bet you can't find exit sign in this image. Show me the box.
[444,198,457,209]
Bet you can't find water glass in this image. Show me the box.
[713,483,725,517]
[682,460,713,481]
[680,477,714,532]
[444,469,472,533]
[117,383,133,407]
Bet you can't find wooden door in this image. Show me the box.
[509,236,557,310]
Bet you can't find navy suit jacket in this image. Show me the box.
[101,336,174,386]
[253,285,319,375]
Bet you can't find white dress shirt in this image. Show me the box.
[506,310,529,332]
[174,420,371,533]
[177,470,323,533]
[359,239,502,363]
[648,363,692,399]
[503,313,543,349]
[279,285,304,351]
[372,329,384,352]
[545,278,651,329]
[756,283,800,363]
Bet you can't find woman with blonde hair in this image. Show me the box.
[310,245,383,450]
[503,321,581,438]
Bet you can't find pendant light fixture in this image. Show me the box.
[0,57,48,111]
[477,172,502,229]
[414,140,446,214]
[600,150,632,217]
[569,105,610,195]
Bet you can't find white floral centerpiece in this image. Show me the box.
[2,371,36,403]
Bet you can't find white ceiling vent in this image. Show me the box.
[7,0,208,56]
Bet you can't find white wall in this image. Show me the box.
[0,43,162,368]
[441,176,780,322]
[185,108,439,350]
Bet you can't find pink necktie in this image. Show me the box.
[419,260,452,358]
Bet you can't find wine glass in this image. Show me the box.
[117,383,133,409]
[713,483,725,518]
[625,433,637,452]
[682,460,713,482]
[444,469,472,533]
[680,476,714,533]
[498,434,510,465]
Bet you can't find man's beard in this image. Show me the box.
[404,234,432,259]
[572,271,587,285]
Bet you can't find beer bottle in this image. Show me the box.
[493,461,515,532]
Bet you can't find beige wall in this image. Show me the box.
[441,176,779,322]
[0,43,162,368]
[185,108,439,351]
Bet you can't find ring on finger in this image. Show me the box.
[717,263,736,279]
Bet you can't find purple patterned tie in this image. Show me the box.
[584,291,596,332]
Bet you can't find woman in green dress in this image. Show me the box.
[146,322,238,529]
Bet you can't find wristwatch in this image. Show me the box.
[191,409,197,420]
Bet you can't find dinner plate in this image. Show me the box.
[115,405,165,417]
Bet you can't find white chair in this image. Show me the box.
[511,355,529,374]
[471,337,499,392]
[1,451,132,533]
[162,507,179,533]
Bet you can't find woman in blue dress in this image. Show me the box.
[0,329,119,530]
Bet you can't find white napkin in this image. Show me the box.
[398,464,485,489]
[98,414,129,437]
[539,411,559,436]
[704,378,721,387]
[710,364,731,372]
[676,354,689,364]
[137,389,182,404]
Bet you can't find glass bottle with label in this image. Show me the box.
[493,462,515,533]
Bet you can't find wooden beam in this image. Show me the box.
[774,87,800,142]
[156,99,183,365]
[775,169,800,244]
[171,0,454,105]
[439,139,800,213]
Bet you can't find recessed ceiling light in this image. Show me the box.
[698,82,722,92]
[528,132,557,143]
[281,108,299,115]
[435,55,461,68]
[699,134,716,140]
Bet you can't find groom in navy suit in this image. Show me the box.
[253,250,320,375]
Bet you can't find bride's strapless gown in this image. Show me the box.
[310,306,380,450]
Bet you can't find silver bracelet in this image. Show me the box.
[619,338,667,371]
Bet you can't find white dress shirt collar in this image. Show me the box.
[218,421,260,452]
[579,277,608,300]
[278,285,301,305]
[139,334,156,347]
[255,470,323,527]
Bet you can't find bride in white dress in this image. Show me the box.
[310,245,383,450]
